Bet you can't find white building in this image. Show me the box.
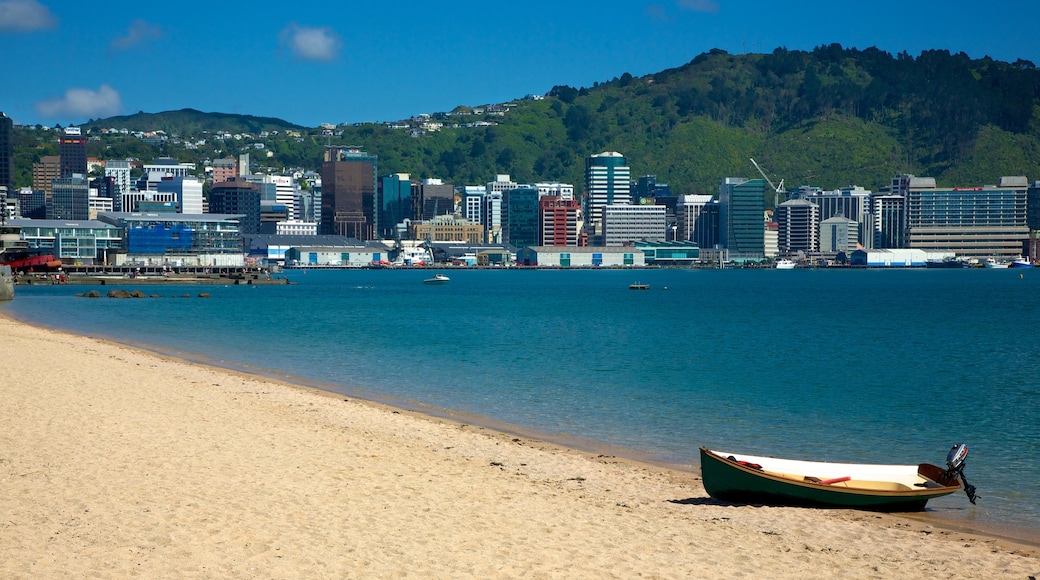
[104,160,131,210]
[601,204,666,246]
[518,246,646,267]
[157,176,204,214]
[584,152,631,240]
[269,174,297,219]
[535,182,575,200]
[276,220,318,236]
[820,215,859,253]
[139,158,196,192]
[121,190,177,212]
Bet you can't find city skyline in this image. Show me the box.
[3,0,1040,128]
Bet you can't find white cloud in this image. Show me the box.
[280,23,341,62]
[34,84,122,119]
[110,19,163,51]
[0,0,57,32]
[677,0,720,13]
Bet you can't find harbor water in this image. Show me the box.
[4,267,1038,536]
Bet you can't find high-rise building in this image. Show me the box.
[18,188,46,219]
[209,177,261,235]
[49,175,90,220]
[419,179,455,221]
[719,177,766,257]
[157,176,205,214]
[676,194,715,243]
[59,127,88,178]
[0,112,13,195]
[33,155,61,196]
[776,198,820,254]
[138,158,196,192]
[871,194,905,249]
[104,160,132,212]
[601,204,666,246]
[820,215,859,253]
[379,173,413,239]
[539,196,580,246]
[503,186,540,248]
[905,175,1028,257]
[320,146,377,239]
[584,152,631,241]
[211,157,238,183]
[804,186,872,247]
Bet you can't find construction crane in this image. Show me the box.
[750,158,786,208]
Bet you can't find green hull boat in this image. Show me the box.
[700,447,964,512]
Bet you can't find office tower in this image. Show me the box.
[320,146,377,239]
[104,160,131,212]
[719,177,766,256]
[33,155,61,196]
[59,127,88,178]
[270,175,297,219]
[676,194,715,243]
[584,152,631,241]
[211,157,237,183]
[49,175,90,220]
[138,158,196,192]
[539,196,580,246]
[209,178,261,234]
[420,179,455,220]
[157,176,204,214]
[601,204,667,246]
[503,186,539,248]
[776,198,820,254]
[0,112,12,195]
[821,216,859,253]
[379,173,413,239]
[904,175,1028,257]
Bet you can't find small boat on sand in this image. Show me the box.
[423,273,450,284]
[699,445,976,511]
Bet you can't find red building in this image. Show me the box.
[539,196,580,246]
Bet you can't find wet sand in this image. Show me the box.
[1,315,1036,578]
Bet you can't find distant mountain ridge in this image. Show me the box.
[81,108,305,135]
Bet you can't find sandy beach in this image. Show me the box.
[1,315,1036,579]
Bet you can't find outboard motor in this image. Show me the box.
[945,443,978,504]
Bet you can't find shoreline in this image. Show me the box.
[1,313,1037,577]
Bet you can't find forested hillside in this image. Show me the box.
[13,45,1040,201]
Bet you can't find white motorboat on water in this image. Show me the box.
[984,258,1010,269]
[775,259,796,270]
[424,273,450,284]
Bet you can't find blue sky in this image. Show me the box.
[3,0,1039,128]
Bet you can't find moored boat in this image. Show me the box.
[629,282,649,290]
[1010,257,1035,268]
[699,445,976,512]
[983,258,1010,269]
[925,257,966,269]
[774,258,796,269]
[423,273,450,284]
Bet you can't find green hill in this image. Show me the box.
[13,45,1040,201]
[80,108,305,135]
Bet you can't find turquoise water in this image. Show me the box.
[4,268,1039,534]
